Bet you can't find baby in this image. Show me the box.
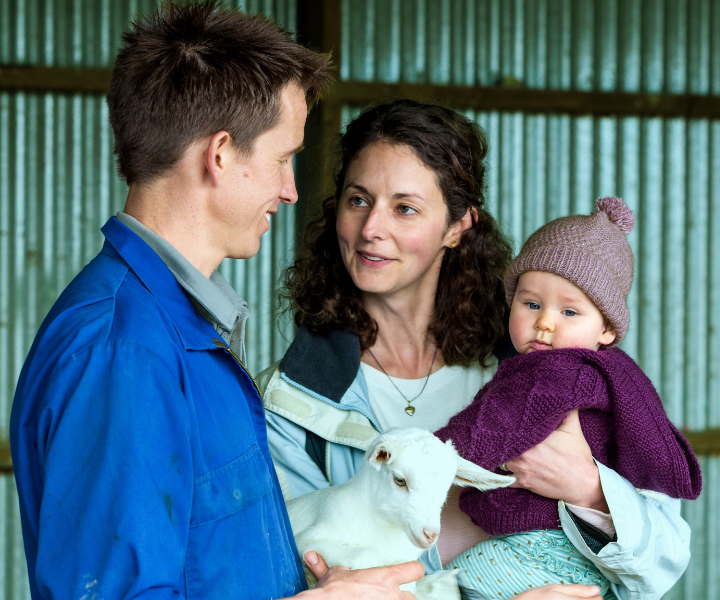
[435,197,702,599]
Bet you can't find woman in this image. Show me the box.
[259,100,690,599]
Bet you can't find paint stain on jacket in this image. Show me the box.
[163,492,173,523]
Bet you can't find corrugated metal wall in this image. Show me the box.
[0,1,296,596]
[341,1,719,598]
[2,0,719,597]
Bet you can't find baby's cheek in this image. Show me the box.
[507,311,525,351]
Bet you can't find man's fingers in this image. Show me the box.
[304,551,331,580]
[385,560,425,586]
[305,555,423,592]
[553,583,601,598]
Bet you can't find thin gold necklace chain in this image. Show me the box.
[366,347,438,413]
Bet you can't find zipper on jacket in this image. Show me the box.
[211,338,263,400]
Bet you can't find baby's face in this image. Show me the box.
[509,271,616,355]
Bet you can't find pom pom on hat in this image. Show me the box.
[595,196,635,235]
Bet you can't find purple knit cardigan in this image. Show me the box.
[435,347,702,536]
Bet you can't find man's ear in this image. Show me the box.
[205,131,232,187]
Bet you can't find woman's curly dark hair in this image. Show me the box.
[282,100,513,367]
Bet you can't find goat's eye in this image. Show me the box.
[393,475,406,487]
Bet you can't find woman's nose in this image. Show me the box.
[361,207,388,240]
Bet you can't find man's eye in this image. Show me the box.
[393,475,406,487]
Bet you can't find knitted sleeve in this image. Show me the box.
[435,352,606,470]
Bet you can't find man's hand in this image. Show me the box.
[505,410,609,512]
[297,551,423,599]
[516,584,602,599]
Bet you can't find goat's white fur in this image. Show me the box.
[286,428,515,588]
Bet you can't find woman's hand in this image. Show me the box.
[298,551,422,599]
[504,410,609,512]
[516,584,602,599]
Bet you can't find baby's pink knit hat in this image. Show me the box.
[504,197,635,345]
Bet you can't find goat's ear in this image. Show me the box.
[454,456,515,491]
[367,437,395,471]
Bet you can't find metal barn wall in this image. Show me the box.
[0,1,296,596]
[340,1,719,598]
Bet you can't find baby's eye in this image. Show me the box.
[349,196,369,208]
[397,204,418,215]
[525,302,540,310]
[562,309,578,317]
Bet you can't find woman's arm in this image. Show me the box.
[504,411,691,600]
[560,464,690,600]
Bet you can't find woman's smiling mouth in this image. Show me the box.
[357,251,394,266]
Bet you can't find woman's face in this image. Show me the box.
[336,142,462,300]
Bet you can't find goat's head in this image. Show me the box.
[364,428,514,550]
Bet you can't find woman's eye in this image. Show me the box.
[526,302,540,310]
[393,475,406,487]
[397,205,418,215]
[349,196,369,208]
[562,309,578,317]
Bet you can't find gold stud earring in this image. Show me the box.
[450,240,457,248]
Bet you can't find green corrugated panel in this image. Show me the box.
[0,1,297,596]
[340,1,720,598]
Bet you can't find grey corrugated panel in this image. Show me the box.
[1,475,30,600]
[1,0,295,66]
[672,455,720,600]
[711,122,720,428]
[341,0,720,94]
[684,119,709,430]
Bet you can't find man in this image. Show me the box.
[10,1,421,598]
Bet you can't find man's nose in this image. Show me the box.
[280,167,298,204]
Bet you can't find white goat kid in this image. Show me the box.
[287,428,514,587]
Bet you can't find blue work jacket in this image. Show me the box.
[11,217,306,599]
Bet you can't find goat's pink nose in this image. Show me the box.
[423,528,439,543]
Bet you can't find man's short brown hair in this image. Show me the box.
[107,0,332,184]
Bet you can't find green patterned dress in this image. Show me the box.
[447,530,618,599]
